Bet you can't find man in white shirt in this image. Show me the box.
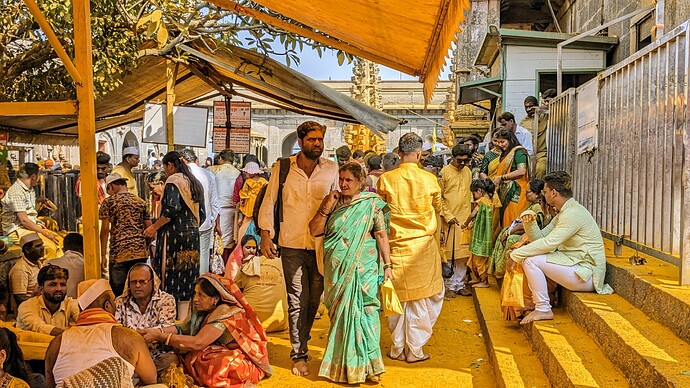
[498,111,534,157]
[258,121,339,377]
[208,149,241,252]
[49,233,84,299]
[181,149,220,275]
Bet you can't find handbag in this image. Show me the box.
[441,225,456,279]
[381,279,404,316]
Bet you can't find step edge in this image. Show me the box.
[563,289,687,387]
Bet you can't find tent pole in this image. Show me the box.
[73,0,100,280]
[166,60,179,150]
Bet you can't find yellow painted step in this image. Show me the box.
[523,308,628,388]
[473,280,551,388]
[566,290,690,387]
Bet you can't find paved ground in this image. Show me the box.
[260,293,496,387]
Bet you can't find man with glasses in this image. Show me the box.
[438,144,474,298]
[115,262,176,372]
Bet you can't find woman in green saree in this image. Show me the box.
[309,162,394,384]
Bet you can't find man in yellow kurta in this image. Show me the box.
[111,146,140,197]
[376,133,444,363]
[439,144,473,297]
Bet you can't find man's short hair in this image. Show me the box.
[353,150,365,160]
[38,264,69,286]
[180,148,198,163]
[218,149,234,163]
[335,145,351,160]
[498,112,515,123]
[398,133,423,154]
[524,96,538,105]
[461,135,480,146]
[96,152,111,165]
[542,88,558,99]
[17,163,39,179]
[366,155,382,170]
[544,171,573,198]
[452,144,472,158]
[382,153,400,170]
[297,121,326,140]
[63,233,83,253]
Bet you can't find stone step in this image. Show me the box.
[603,239,690,344]
[473,279,552,388]
[564,289,690,387]
[522,307,628,388]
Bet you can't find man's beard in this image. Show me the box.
[303,148,322,160]
[44,291,65,304]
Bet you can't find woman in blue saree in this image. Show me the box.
[309,162,394,384]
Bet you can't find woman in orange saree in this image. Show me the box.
[140,273,271,387]
[492,128,530,228]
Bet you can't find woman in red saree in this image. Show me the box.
[140,273,271,387]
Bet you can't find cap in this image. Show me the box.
[122,146,140,157]
[104,173,127,186]
[19,233,41,248]
[241,162,262,175]
[77,279,112,310]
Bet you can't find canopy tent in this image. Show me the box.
[208,0,471,104]
[0,43,401,142]
[457,76,503,105]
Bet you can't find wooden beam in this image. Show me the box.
[206,0,419,76]
[73,0,100,280]
[0,101,77,116]
[23,0,83,85]
[166,60,179,149]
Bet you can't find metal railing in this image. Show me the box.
[547,22,690,283]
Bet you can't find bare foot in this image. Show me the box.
[472,281,489,288]
[467,279,481,285]
[519,310,554,325]
[456,289,472,297]
[367,374,381,383]
[444,290,456,299]
[292,359,309,376]
[387,350,406,361]
[406,352,430,363]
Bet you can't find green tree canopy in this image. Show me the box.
[0,0,353,102]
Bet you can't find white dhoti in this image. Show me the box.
[218,207,236,248]
[387,288,444,358]
[443,258,468,292]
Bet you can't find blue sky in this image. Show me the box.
[270,45,453,82]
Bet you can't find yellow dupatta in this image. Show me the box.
[165,173,200,225]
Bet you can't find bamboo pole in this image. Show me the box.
[73,0,100,280]
[166,60,178,149]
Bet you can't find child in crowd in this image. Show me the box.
[463,178,496,288]
[236,162,268,241]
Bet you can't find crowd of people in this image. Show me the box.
[0,90,615,386]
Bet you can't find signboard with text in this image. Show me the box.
[212,101,251,154]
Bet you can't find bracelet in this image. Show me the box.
[158,327,164,333]
[383,263,393,269]
[318,210,330,217]
[165,333,173,346]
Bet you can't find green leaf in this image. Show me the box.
[337,51,345,66]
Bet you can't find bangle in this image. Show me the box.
[158,327,164,333]
[165,333,173,346]
[383,263,393,269]
[318,210,330,217]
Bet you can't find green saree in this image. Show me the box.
[318,192,389,384]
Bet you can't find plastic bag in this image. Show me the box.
[381,279,404,316]
[501,268,525,321]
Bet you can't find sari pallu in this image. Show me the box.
[495,147,530,228]
[319,192,389,384]
[180,274,271,387]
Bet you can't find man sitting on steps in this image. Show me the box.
[507,171,613,324]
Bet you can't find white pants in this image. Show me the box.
[218,207,236,248]
[199,228,213,276]
[443,258,468,292]
[522,254,594,312]
[387,288,444,358]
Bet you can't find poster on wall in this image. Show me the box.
[142,103,209,147]
[576,80,599,154]
[212,101,251,154]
